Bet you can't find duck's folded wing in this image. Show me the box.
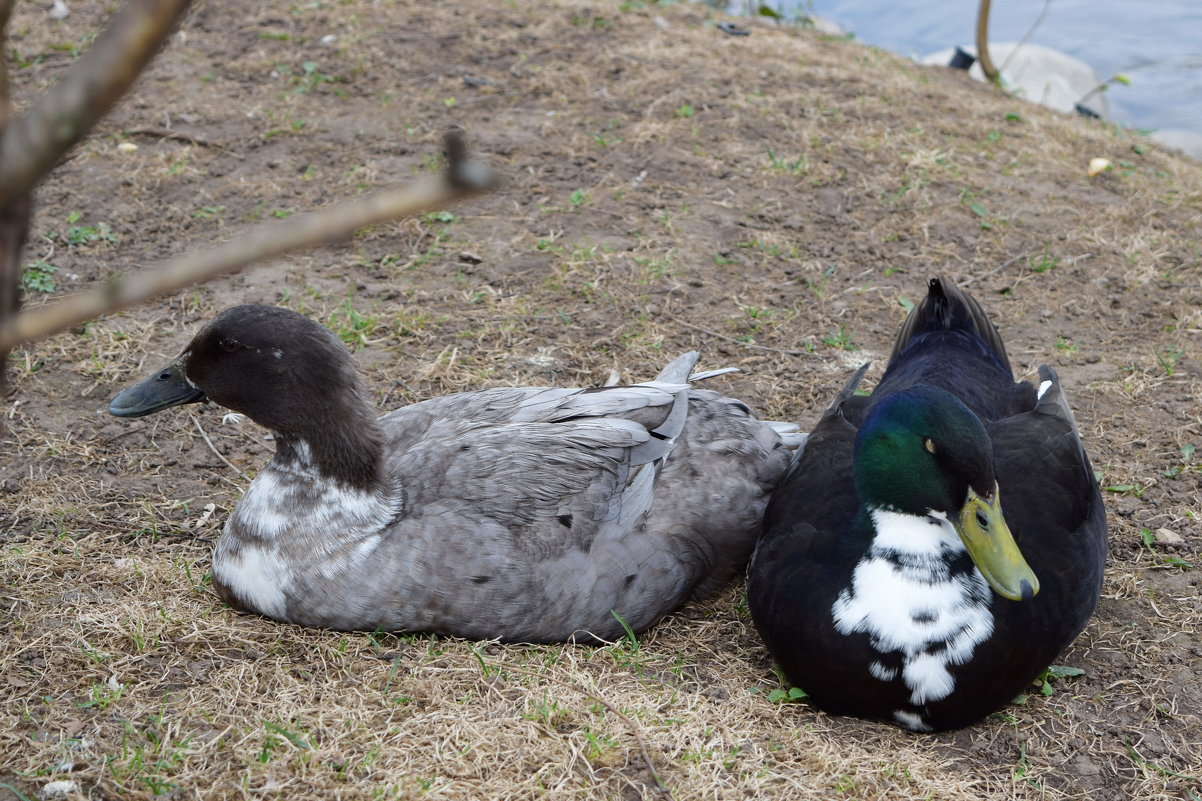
[758,365,868,555]
[383,382,691,531]
[989,366,1104,542]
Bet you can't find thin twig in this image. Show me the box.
[0,0,15,120]
[124,125,236,153]
[1001,0,1054,75]
[960,251,1032,287]
[0,133,501,351]
[0,0,19,408]
[666,315,814,357]
[458,89,532,106]
[191,414,250,482]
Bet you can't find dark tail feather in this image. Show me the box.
[889,276,1012,373]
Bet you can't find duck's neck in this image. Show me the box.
[271,403,386,491]
[864,506,965,561]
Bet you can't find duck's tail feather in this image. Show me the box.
[688,366,740,382]
[890,276,1012,373]
[763,420,808,464]
[653,351,701,384]
[764,420,806,446]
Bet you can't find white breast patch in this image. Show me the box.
[832,508,994,715]
[212,536,290,618]
[214,442,404,621]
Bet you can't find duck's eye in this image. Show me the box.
[923,437,937,455]
[975,510,989,529]
[219,337,241,353]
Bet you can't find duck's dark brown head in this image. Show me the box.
[109,304,383,488]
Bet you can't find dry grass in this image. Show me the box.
[3,0,1202,799]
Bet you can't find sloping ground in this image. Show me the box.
[2,0,1200,799]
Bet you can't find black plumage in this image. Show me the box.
[748,277,1107,731]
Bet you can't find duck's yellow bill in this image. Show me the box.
[954,486,1040,601]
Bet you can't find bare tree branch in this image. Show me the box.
[0,0,15,121]
[1,0,22,406]
[0,0,193,208]
[976,0,999,84]
[0,197,27,324]
[0,137,502,351]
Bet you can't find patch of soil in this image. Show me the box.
[2,0,1200,799]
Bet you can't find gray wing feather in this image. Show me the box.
[689,367,739,382]
[654,351,700,383]
[510,384,684,423]
[384,370,695,527]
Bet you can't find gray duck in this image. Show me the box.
[110,304,801,643]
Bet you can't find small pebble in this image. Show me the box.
[1154,527,1184,546]
[40,780,78,799]
[117,142,138,153]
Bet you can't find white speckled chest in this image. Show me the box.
[212,453,399,620]
[831,508,994,730]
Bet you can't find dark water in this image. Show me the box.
[744,1,1202,137]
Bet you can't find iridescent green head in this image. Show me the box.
[854,386,1039,601]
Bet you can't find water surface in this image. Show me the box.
[751,0,1202,136]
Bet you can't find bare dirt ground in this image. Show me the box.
[2,0,1201,799]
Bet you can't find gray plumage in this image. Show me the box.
[109,305,800,643]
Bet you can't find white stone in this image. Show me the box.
[41,779,79,799]
[1147,129,1202,161]
[921,42,1110,118]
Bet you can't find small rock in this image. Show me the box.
[40,780,78,799]
[1087,158,1112,177]
[1155,527,1184,546]
[49,0,69,20]
[117,142,138,153]
[458,251,483,264]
